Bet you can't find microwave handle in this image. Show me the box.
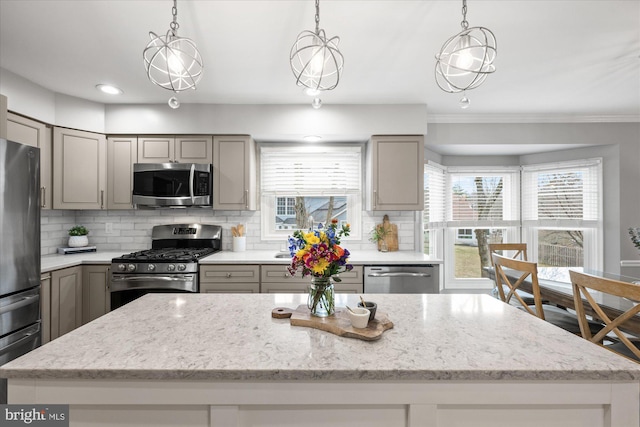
[189,163,195,204]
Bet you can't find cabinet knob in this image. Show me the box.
[226,272,232,278]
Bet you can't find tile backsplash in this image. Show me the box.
[41,209,420,255]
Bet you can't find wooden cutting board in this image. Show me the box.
[377,214,398,251]
[272,305,394,341]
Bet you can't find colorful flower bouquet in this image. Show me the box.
[287,219,353,316]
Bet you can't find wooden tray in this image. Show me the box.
[272,305,393,341]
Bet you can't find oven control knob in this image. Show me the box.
[118,264,126,271]
[177,264,186,271]
[167,264,176,271]
[148,264,156,271]
[127,264,136,272]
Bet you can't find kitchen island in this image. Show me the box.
[2,293,639,427]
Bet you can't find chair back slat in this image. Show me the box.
[492,253,545,319]
[489,243,528,266]
[570,270,640,362]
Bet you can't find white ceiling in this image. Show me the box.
[0,0,639,154]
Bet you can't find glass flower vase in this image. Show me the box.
[307,277,335,317]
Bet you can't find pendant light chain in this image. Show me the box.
[315,0,320,34]
[170,0,179,36]
[460,0,469,30]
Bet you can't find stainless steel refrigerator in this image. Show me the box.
[0,138,41,403]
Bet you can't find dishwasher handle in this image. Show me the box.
[367,272,431,278]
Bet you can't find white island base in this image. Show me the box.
[4,294,640,427]
[9,378,639,427]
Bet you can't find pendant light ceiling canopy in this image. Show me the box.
[290,0,344,108]
[143,0,204,109]
[435,0,497,108]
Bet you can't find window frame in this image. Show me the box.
[259,143,364,241]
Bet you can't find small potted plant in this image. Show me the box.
[68,225,89,248]
[369,225,388,252]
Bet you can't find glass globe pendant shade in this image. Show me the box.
[144,30,203,93]
[435,26,496,94]
[290,29,343,92]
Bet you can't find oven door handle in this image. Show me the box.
[189,163,195,204]
[111,276,194,282]
[110,275,196,292]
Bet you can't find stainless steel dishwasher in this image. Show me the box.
[364,265,438,294]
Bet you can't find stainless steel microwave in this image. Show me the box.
[132,163,212,208]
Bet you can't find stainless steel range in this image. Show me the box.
[110,224,222,309]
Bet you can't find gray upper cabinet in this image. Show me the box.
[138,135,212,164]
[213,135,256,210]
[7,112,53,209]
[53,127,106,210]
[107,136,137,209]
[369,135,424,211]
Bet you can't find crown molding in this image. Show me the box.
[427,114,640,124]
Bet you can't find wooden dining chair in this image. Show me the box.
[492,254,601,335]
[488,243,534,304]
[570,270,640,362]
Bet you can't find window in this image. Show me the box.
[260,144,363,239]
[424,159,603,289]
[424,163,520,289]
[522,158,602,271]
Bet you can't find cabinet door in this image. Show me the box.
[82,265,110,324]
[7,113,53,209]
[213,135,256,210]
[53,127,106,209]
[107,136,137,209]
[51,266,83,340]
[40,273,51,344]
[370,135,424,210]
[137,136,174,163]
[175,136,212,163]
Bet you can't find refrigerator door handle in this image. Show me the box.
[0,294,39,315]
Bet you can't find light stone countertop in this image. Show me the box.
[2,293,639,382]
[41,250,442,273]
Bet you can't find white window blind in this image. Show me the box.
[261,146,361,195]
[522,158,601,226]
[446,167,520,227]
[424,163,446,228]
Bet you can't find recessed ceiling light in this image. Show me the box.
[95,84,123,95]
[303,135,322,143]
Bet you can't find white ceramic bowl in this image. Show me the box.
[348,307,370,329]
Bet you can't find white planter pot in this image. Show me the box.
[68,235,89,248]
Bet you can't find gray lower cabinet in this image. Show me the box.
[50,266,83,340]
[260,265,363,294]
[82,265,110,324]
[199,265,260,293]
